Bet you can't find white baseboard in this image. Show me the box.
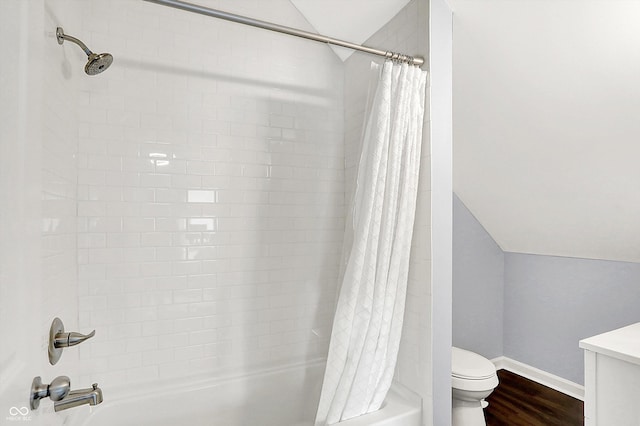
[491,356,585,401]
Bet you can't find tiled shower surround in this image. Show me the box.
[71,0,344,387]
[36,0,434,415]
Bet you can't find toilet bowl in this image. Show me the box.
[452,347,499,426]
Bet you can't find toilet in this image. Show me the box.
[451,347,499,426]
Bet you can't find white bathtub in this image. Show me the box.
[70,361,421,426]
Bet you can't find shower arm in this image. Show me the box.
[56,27,93,56]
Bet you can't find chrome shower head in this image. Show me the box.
[56,27,113,75]
[85,52,114,76]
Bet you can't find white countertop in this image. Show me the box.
[579,322,640,366]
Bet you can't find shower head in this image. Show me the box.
[56,27,113,75]
[85,52,114,76]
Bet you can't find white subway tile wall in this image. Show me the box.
[343,0,432,407]
[72,0,344,388]
[42,0,83,378]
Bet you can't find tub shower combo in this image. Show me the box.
[32,1,429,425]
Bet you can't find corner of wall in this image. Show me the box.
[452,193,504,359]
[429,0,453,425]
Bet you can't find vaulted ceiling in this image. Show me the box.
[451,0,640,263]
[291,0,640,263]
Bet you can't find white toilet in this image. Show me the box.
[451,347,499,426]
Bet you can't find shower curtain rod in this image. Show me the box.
[143,0,425,67]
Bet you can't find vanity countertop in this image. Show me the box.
[579,322,640,366]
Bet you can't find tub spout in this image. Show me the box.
[54,383,103,412]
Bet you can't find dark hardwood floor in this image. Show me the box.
[484,369,584,426]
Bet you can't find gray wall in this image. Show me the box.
[504,253,640,385]
[454,193,640,386]
[453,194,504,359]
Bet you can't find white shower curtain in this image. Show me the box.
[315,60,427,425]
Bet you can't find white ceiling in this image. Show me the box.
[451,0,640,263]
[290,0,411,61]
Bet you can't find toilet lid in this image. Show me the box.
[452,347,496,380]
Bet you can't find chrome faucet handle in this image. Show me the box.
[48,317,96,365]
[55,329,96,348]
[30,376,70,409]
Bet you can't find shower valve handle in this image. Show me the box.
[54,329,96,348]
[48,318,96,365]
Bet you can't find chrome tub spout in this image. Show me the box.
[54,383,103,412]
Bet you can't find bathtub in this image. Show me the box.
[70,361,421,426]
